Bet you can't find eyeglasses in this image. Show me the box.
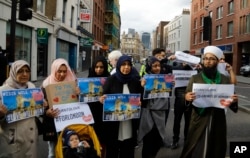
[203,57,217,61]
[17,69,31,74]
[220,58,225,61]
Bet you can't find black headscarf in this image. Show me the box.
[115,55,139,83]
[145,56,160,74]
[88,56,110,77]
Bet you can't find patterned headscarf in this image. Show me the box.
[5,60,32,89]
[42,58,76,87]
[115,55,139,83]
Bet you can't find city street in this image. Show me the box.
[37,66,250,158]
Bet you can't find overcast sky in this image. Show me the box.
[119,0,191,34]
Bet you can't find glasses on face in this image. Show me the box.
[220,58,225,61]
[17,69,31,74]
[203,57,217,61]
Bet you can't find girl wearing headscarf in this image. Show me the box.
[87,56,110,157]
[99,55,143,158]
[0,60,39,157]
[41,58,78,158]
[138,56,170,158]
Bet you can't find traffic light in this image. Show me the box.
[18,0,33,21]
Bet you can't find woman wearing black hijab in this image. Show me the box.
[99,55,143,158]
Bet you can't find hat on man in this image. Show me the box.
[203,46,223,60]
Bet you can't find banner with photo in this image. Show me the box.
[1,88,44,123]
[103,94,141,121]
[143,74,174,99]
[173,70,197,88]
[192,84,234,109]
[78,77,107,103]
[53,102,94,132]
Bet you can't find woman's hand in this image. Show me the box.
[0,104,7,118]
[75,86,81,95]
[185,92,196,102]
[99,95,107,104]
[141,78,146,87]
[46,108,60,118]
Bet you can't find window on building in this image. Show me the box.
[216,6,223,19]
[37,0,45,14]
[194,18,198,29]
[70,6,74,28]
[62,0,67,23]
[193,32,197,45]
[228,1,234,14]
[209,11,213,18]
[200,16,204,26]
[247,14,250,33]
[239,15,250,34]
[227,21,233,37]
[240,0,248,9]
[216,25,222,39]
[200,31,203,43]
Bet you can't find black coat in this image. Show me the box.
[102,75,143,143]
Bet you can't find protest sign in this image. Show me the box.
[45,81,78,108]
[175,51,201,65]
[78,77,106,103]
[53,102,93,132]
[1,88,44,123]
[143,74,174,99]
[192,84,234,109]
[173,70,197,87]
[103,94,141,121]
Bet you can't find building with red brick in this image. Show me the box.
[190,0,250,73]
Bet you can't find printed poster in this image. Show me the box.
[173,70,197,88]
[1,88,44,123]
[53,102,94,132]
[143,74,174,99]
[192,84,234,109]
[78,77,107,103]
[103,94,141,121]
[45,81,78,108]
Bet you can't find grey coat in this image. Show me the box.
[0,83,39,158]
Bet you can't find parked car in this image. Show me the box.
[240,65,250,77]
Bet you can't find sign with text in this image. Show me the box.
[143,74,174,99]
[45,81,78,108]
[173,70,197,88]
[192,84,234,109]
[79,9,91,22]
[175,51,201,65]
[78,77,107,103]
[53,102,93,132]
[1,88,44,123]
[103,94,141,121]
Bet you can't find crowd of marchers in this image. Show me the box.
[0,45,238,158]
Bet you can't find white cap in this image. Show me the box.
[204,46,223,60]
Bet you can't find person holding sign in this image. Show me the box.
[99,55,143,158]
[0,60,40,157]
[170,50,194,149]
[88,56,110,157]
[180,46,238,158]
[139,56,171,158]
[41,58,78,158]
[218,54,237,84]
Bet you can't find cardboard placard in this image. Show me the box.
[45,81,78,108]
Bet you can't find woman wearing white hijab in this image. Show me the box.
[0,60,39,158]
